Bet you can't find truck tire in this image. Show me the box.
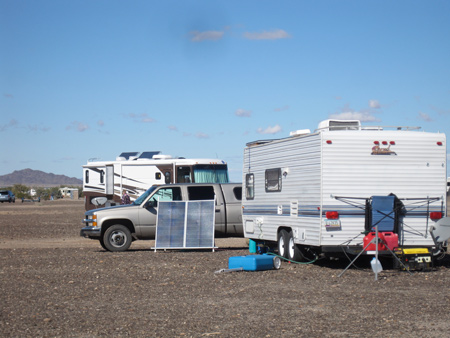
[278,229,290,259]
[103,224,132,252]
[287,231,304,262]
[99,238,108,251]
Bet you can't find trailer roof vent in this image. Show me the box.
[317,119,361,131]
[289,129,311,137]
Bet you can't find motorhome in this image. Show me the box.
[242,120,448,267]
[83,151,229,210]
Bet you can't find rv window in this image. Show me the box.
[100,170,104,184]
[155,172,161,180]
[265,168,281,192]
[85,170,89,184]
[177,166,192,183]
[192,164,229,183]
[245,174,254,199]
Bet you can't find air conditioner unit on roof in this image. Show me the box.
[318,119,361,131]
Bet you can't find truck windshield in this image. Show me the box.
[133,186,158,205]
[193,164,229,183]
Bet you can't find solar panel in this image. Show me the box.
[118,152,139,160]
[138,151,161,159]
[154,200,216,251]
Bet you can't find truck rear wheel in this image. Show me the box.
[278,229,290,259]
[103,224,132,252]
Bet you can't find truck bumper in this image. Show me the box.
[80,226,101,239]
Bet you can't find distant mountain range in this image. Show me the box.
[0,169,82,187]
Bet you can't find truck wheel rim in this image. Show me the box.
[110,231,126,247]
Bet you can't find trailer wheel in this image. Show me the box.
[278,229,290,259]
[287,232,305,262]
[103,224,132,252]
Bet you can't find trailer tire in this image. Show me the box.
[103,224,132,252]
[278,229,290,259]
[287,231,304,262]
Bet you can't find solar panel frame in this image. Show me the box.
[153,199,216,251]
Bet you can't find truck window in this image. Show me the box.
[149,187,182,203]
[265,168,282,192]
[245,174,254,199]
[188,186,215,200]
[233,187,242,200]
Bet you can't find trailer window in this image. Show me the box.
[265,168,281,192]
[100,170,104,184]
[85,170,89,184]
[246,174,254,199]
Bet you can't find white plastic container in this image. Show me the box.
[371,257,383,273]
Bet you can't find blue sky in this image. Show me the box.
[1,0,450,182]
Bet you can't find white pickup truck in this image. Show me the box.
[80,183,243,251]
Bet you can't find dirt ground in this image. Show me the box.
[1,199,450,337]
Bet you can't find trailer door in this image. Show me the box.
[105,165,114,195]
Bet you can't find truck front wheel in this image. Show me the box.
[103,224,132,252]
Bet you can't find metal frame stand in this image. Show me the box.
[338,225,412,280]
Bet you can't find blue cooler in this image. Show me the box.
[228,254,279,271]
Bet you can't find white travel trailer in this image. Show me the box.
[242,120,448,266]
[83,151,229,210]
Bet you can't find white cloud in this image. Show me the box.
[244,29,291,40]
[0,119,18,132]
[66,121,89,132]
[235,108,252,117]
[257,124,282,134]
[418,112,433,122]
[369,99,381,109]
[274,105,289,112]
[28,125,51,132]
[97,120,104,127]
[195,132,210,139]
[127,113,155,123]
[190,30,224,42]
[168,125,178,131]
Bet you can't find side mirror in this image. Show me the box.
[146,200,157,208]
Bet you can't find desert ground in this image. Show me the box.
[1,199,450,337]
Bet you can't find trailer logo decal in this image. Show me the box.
[371,141,396,155]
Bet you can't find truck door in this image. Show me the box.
[137,186,182,238]
[186,185,226,235]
